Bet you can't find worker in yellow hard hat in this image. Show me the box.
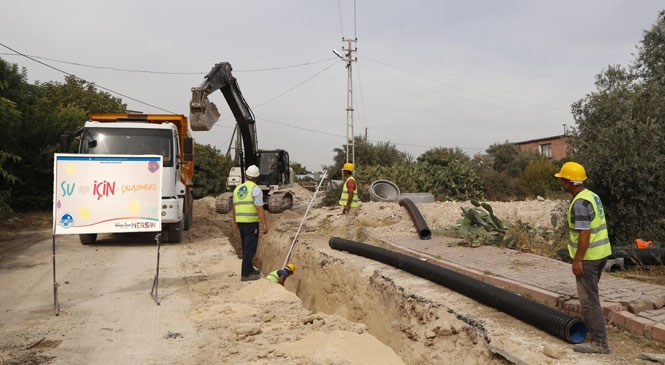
[266,263,295,286]
[339,162,359,239]
[554,161,612,354]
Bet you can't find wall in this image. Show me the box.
[514,135,569,160]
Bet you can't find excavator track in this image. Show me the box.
[268,191,294,213]
[215,192,234,214]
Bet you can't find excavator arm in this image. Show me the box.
[190,62,259,167]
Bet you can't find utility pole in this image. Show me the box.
[334,38,357,167]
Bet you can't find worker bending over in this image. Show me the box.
[267,263,295,286]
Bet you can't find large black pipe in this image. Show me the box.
[558,247,665,267]
[398,198,431,240]
[614,247,665,266]
[329,237,587,344]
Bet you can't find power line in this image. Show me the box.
[353,0,358,39]
[0,51,336,75]
[358,60,570,119]
[0,44,486,153]
[337,0,345,38]
[0,42,177,113]
[252,60,339,110]
[0,44,339,116]
[256,115,483,152]
[367,57,573,108]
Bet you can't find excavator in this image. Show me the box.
[190,62,294,214]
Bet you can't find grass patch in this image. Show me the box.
[610,265,665,286]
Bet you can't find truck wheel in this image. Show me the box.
[168,221,184,243]
[79,233,97,245]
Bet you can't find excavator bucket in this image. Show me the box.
[190,87,221,131]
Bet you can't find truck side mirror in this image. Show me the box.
[183,137,194,161]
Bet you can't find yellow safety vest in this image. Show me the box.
[234,181,260,223]
[339,176,359,207]
[267,270,281,283]
[567,189,612,260]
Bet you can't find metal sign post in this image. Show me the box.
[150,233,162,305]
[52,235,60,316]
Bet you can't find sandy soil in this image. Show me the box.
[0,184,663,364]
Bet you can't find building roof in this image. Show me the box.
[513,134,566,145]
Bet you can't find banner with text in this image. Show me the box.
[53,154,163,235]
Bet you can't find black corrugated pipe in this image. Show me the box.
[558,247,665,267]
[398,198,431,240]
[329,237,587,344]
[613,247,665,266]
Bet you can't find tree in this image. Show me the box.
[0,95,21,217]
[290,162,309,176]
[0,59,128,212]
[519,159,559,198]
[417,147,470,167]
[485,141,532,178]
[327,136,408,179]
[570,10,665,244]
[192,143,234,199]
[36,75,126,114]
[472,143,539,201]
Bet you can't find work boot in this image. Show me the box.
[573,342,611,354]
[241,269,262,282]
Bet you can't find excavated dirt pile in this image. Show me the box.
[0,184,658,364]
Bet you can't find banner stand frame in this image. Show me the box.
[150,233,162,305]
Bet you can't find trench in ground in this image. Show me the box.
[249,225,525,365]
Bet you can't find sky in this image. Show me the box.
[1,1,663,172]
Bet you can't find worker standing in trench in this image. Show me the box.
[555,161,612,355]
[339,163,359,239]
[266,264,295,286]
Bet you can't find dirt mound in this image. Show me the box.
[0,189,660,364]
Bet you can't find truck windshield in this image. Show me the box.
[80,128,174,167]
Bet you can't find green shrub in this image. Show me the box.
[519,159,559,198]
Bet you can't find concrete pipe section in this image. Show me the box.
[369,180,401,202]
[397,193,435,203]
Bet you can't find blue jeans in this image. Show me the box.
[237,222,259,276]
[576,258,608,346]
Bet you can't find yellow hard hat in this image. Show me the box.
[342,162,354,172]
[554,162,587,182]
[286,263,296,273]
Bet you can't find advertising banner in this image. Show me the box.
[53,154,163,235]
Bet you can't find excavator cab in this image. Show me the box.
[257,150,290,187]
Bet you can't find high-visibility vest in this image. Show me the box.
[567,189,612,260]
[234,181,260,223]
[267,269,282,283]
[339,176,359,207]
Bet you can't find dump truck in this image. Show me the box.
[190,62,294,213]
[61,113,197,244]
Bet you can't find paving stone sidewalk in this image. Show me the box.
[383,236,665,343]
